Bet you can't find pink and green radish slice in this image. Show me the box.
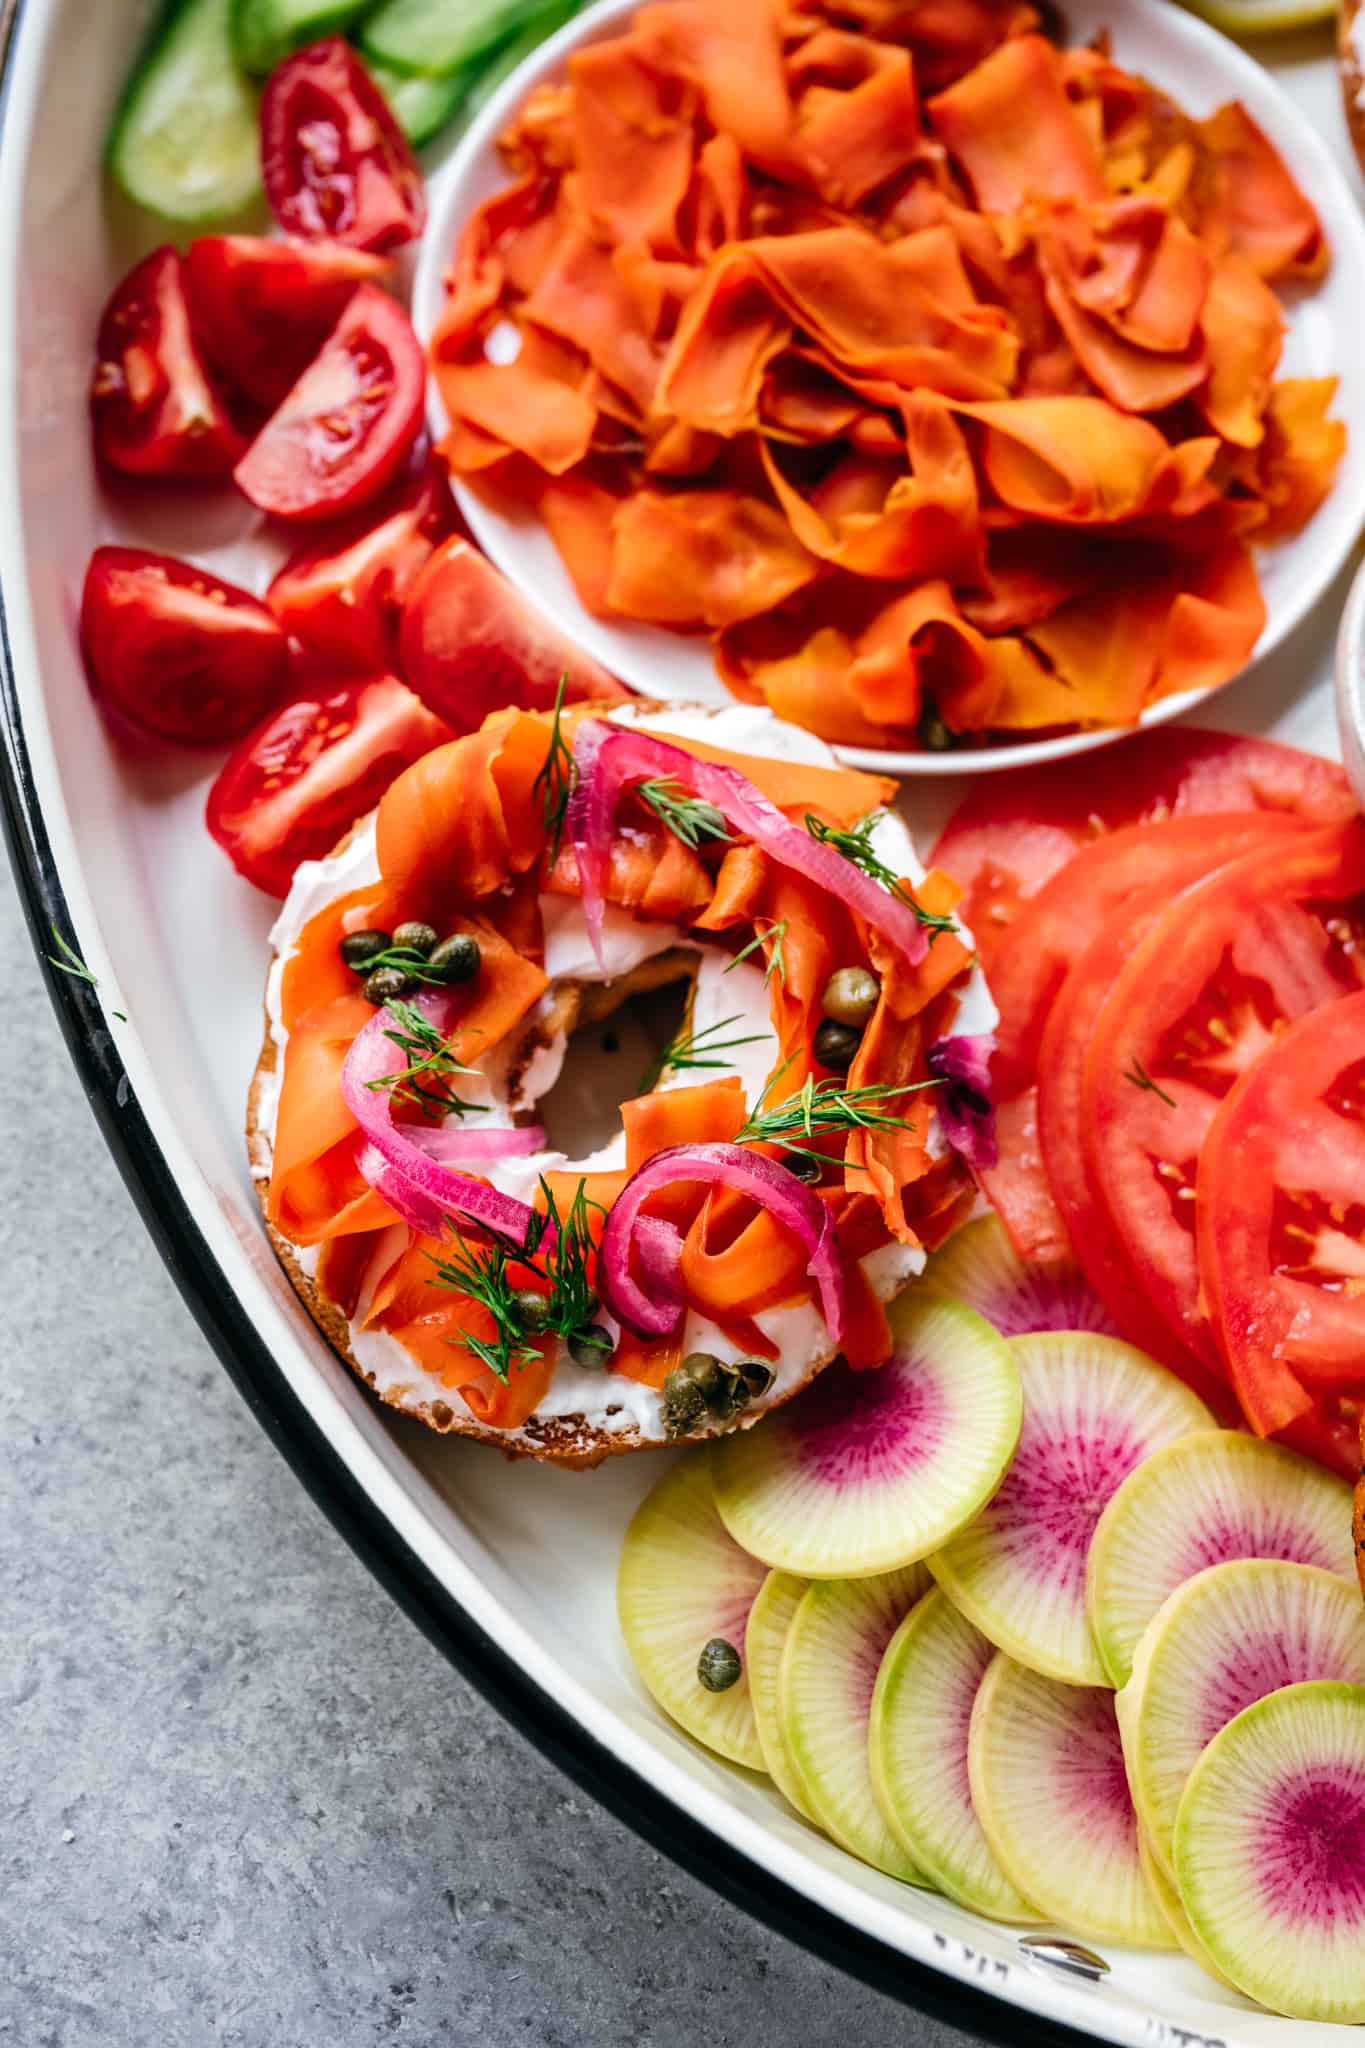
[745,1570,816,1822]
[869,1589,1035,1922]
[968,1653,1172,1948]
[1087,1431,1355,1689]
[712,1296,1021,1579]
[1175,1682,1365,2024]
[617,1457,768,1770]
[1120,1557,1365,1877]
[1137,1826,1234,1992]
[780,1564,932,1881]
[923,1214,1118,1337]
[928,1331,1212,1686]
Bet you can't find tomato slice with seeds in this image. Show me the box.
[185,234,392,412]
[261,38,426,253]
[233,283,425,524]
[1200,992,1365,1442]
[91,246,247,479]
[931,729,1355,973]
[206,673,453,895]
[1078,822,1365,1377]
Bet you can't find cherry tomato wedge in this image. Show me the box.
[399,539,628,734]
[261,38,426,252]
[207,673,453,896]
[233,284,425,524]
[266,463,453,671]
[91,247,246,479]
[1200,991,1365,1439]
[932,729,1355,973]
[186,235,392,412]
[80,546,290,748]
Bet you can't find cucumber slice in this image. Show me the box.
[462,0,582,111]
[361,0,542,80]
[231,0,371,74]
[109,0,263,226]
[367,57,472,145]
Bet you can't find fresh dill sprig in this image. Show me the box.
[724,917,788,991]
[425,1177,609,1382]
[1123,1058,1176,1109]
[640,1012,770,1093]
[427,1229,542,1383]
[736,1059,932,1164]
[354,944,455,987]
[638,776,733,850]
[47,925,127,1020]
[804,813,958,937]
[365,998,489,1119]
[533,673,574,868]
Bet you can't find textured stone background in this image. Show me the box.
[0,866,979,2048]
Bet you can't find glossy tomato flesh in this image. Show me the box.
[233,283,425,523]
[91,247,246,479]
[186,234,392,412]
[206,673,453,895]
[261,38,426,252]
[80,546,290,747]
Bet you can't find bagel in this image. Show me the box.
[250,699,992,1466]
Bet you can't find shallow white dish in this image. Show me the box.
[1,2,1364,2043]
[414,0,1365,777]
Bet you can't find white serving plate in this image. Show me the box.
[414,0,1365,777]
[0,3,1363,2042]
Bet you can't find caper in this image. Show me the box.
[363,965,413,1006]
[510,1288,552,1335]
[821,966,881,1028]
[680,1351,726,1404]
[429,932,482,985]
[697,1636,742,1694]
[340,927,392,972]
[392,919,438,956]
[787,1150,824,1184]
[662,1368,708,1437]
[813,1018,861,1073]
[736,1360,774,1399]
[920,706,955,752]
[569,1323,613,1368]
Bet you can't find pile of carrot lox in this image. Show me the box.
[433,0,1344,752]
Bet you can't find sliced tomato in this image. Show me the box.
[1077,823,1365,1376]
[931,729,1355,973]
[91,247,247,479]
[185,234,392,412]
[1200,991,1365,1441]
[80,546,290,748]
[266,462,453,671]
[261,38,426,252]
[399,538,629,734]
[206,673,453,895]
[233,284,425,524]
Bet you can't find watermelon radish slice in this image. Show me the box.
[1087,1431,1355,1689]
[617,1457,768,1770]
[928,1331,1212,1685]
[1175,1681,1365,2023]
[1120,1557,1365,1876]
[780,1565,931,1880]
[745,1570,815,1821]
[712,1295,1022,1579]
[870,1588,1035,1921]
[968,1653,1171,1948]
[1137,1826,1234,1991]
[922,1214,1118,1338]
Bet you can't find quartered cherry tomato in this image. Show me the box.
[80,546,290,747]
[91,247,247,479]
[260,38,426,252]
[185,234,392,412]
[399,538,627,733]
[206,673,453,895]
[233,283,426,523]
[266,462,453,671]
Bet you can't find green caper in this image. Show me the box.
[569,1323,613,1368]
[429,932,482,985]
[737,1360,774,1399]
[920,707,955,752]
[680,1351,726,1405]
[662,1368,708,1437]
[392,920,438,957]
[787,1150,824,1184]
[363,965,413,1006]
[697,1636,742,1693]
[813,1018,861,1072]
[340,927,392,972]
[510,1288,552,1335]
[821,966,881,1028]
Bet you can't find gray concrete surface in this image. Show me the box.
[0,864,981,2048]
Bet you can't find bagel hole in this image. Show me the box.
[539,955,696,1157]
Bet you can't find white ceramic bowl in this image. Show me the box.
[1334,554,1365,800]
[0,3,1362,2042]
[413,0,1365,776]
